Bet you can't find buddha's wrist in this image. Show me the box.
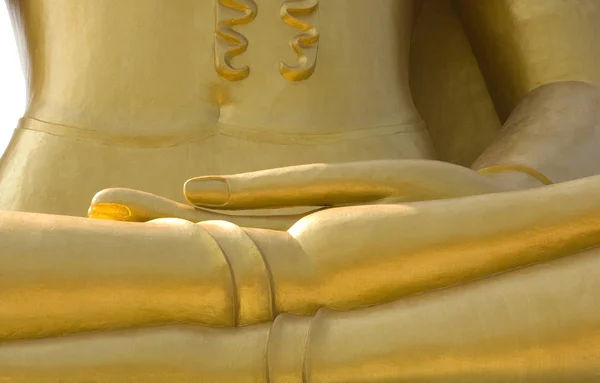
[196,221,276,326]
[473,81,600,185]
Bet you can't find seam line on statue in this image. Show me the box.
[17,117,426,148]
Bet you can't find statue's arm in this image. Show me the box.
[3,245,600,382]
[457,0,600,186]
[3,173,600,341]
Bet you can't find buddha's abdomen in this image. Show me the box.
[0,0,434,215]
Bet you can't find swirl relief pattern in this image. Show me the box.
[279,0,320,82]
[215,0,258,82]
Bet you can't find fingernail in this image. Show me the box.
[184,177,230,207]
[88,203,132,221]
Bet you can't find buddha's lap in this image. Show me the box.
[2,174,599,342]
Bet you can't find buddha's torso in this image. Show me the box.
[0,0,434,216]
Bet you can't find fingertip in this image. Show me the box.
[184,177,231,207]
[88,203,132,221]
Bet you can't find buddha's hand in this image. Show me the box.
[89,160,502,229]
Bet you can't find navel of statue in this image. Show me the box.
[2,0,600,381]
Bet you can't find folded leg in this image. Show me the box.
[2,246,600,382]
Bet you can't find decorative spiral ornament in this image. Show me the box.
[279,0,320,82]
[215,0,258,82]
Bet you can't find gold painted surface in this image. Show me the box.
[279,0,320,82]
[472,81,600,184]
[3,173,600,339]
[2,246,600,381]
[457,0,600,120]
[215,0,258,82]
[1,0,600,381]
[0,0,433,216]
[409,0,502,166]
[197,220,275,326]
[478,164,554,186]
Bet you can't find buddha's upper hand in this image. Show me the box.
[88,159,503,229]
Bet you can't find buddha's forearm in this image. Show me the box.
[472,81,600,186]
[3,247,600,382]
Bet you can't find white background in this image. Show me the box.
[0,6,26,157]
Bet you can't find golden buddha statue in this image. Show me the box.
[1,0,600,381]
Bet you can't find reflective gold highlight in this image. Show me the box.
[1,0,600,381]
[215,0,258,81]
[279,0,320,82]
[87,203,132,221]
[478,164,554,186]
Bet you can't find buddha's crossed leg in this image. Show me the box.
[1,243,600,382]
